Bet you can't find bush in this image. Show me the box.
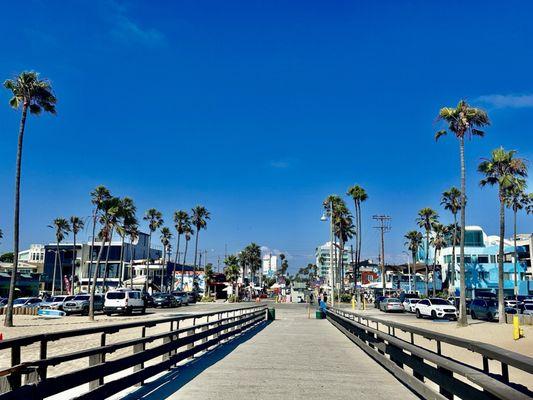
[340,293,353,303]
[200,296,215,303]
[227,294,240,303]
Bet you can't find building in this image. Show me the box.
[262,254,278,277]
[514,233,532,277]
[315,241,350,279]
[435,226,532,297]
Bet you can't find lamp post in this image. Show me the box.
[321,204,334,307]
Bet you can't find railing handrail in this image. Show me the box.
[330,307,533,374]
[0,304,263,350]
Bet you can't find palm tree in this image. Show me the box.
[88,186,111,292]
[160,227,172,291]
[181,226,194,290]
[89,197,120,320]
[224,255,240,297]
[204,263,214,297]
[172,210,189,291]
[333,207,355,293]
[440,187,464,297]
[479,147,528,323]
[4,71,57,327]
[436,100,489,327]
[116,197,137,286]
[404,230,423,293]
[429,223,446,297]
[279,253,286,276]
[101,198,124,292]
[416,208,439,296]
[143,208,163,288]
[70,216,85,295]
[191,206,210,287]
[504,180,530,309]
[244,243,262,284]
[127,224,139,289]
[48,218,71,295]
[347,185,368,289]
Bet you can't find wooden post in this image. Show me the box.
[39,340,48,380]
[133,327,146,386]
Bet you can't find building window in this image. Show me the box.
[478,255,489,264]
[490,255,496,263]
[465,230,484,247]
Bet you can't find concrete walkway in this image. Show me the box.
[124,303,417,400]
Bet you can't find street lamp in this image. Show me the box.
[321,206,335,307]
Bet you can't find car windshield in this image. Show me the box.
[409,299,420,303]
[50,296,66,302]
[155,294,167,298]
[487,300,498,307]
[13,298,28,305]
[73,295,90,301]
[430,299,450,305]
[107,292,126,299]
[388,298,400,303]
[525,305,533,310]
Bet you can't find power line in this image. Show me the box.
[373,215,391,293]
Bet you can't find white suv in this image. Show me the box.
[104,289,145,315]
[415,298,458,320]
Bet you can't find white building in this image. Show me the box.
[315,241,350,279]
[262,254,278,277]
[18,244,45,265]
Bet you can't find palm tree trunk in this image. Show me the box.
[193,230,200,286]
[87,212,97,293]
[59,246,64,294]
[425,232,429,297]
[450,213,457,297]
[4,103,28,327]
[182,239,189,290]
[101,228,114,292]
[118,235,125,287]
[89,241,107,320]
[498,191,505,323]
[52,247,58,296]
[172,233,181,291]
[129,245,135,290]
[458,137,467,327]
[161,246,165,291]
[513,208,518,312]
[433,247,437,297]
[357,201,362,283]
[146,232,152,292]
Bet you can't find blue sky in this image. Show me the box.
[0,1,532,271]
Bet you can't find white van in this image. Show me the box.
[104,288,145,315]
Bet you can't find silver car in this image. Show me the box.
[63,294,104,315]
[39,295,76,310]
[523,304,533,316]
[379,297,404,313]
[12,297,42,308]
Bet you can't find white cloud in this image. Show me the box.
[475,94,533,109]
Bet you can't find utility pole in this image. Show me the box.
[373,215,391,296]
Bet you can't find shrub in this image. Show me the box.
[340,293,353,303]
[227,294,240,303]
[200,296,215,302]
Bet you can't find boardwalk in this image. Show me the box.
[123,303,417,400]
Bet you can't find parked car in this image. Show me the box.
[142,292,155,308]
[403,298,420,313]
[519,297,533,313]
[522,304,533,316]
[39,295,76,310]
[374,296,387,309]
[172,291,189,306]
[379,297,404,313]
[187,291,198,304]
[0,298,7,307]
[11,297,42,308]
[104,289,145,315]
[399,292,419,303]
[415,298,458,320]
[63,294,104,315]
[470,299,498,321]
[504,296,518,308]
[449,297,472,314]
[153,293,179,308]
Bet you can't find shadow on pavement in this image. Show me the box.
[121,321,270,400]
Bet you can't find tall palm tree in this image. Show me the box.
[70,216,85,295]
[322,195,344,300]
[347,185,368,289]
[404,230,423,293]
[87,186,111,291]
[89,197,120,320]
[191,206,210,288]
[429,223,446,297]
[48,218,71,295]
[172,210,189,291]
[4,71,57,327]
[333,207,355,293]
[436,100,489,327]
[279,253,286,277]
[504,179,530,309]
[181,226,194,290]
[101,198,124,291]
[479,147,528,323]
[245,243,262,284]
[204,263,214,297]
[224,255,240,297]
[159,227,172,291]
[127,224,139,289]
[116,197,137,286]
[440,187,463,297]
[143,208,163,288]
[416,208,439,296]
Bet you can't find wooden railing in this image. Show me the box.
[0,304,267,399]
[326,307,533,400]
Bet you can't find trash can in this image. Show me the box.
[315,309,325,319]
[268,308,276,320]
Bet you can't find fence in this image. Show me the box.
[0,304,267,399]
[0,307,38,316]
[326,307,533,400]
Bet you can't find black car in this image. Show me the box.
[153,293,179,308]
[142,293,155,308]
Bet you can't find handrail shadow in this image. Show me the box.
[121,320,271,400]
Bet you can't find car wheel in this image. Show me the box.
[416,309,421,319]
[471,310,477,320]
[431,310,437,319]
